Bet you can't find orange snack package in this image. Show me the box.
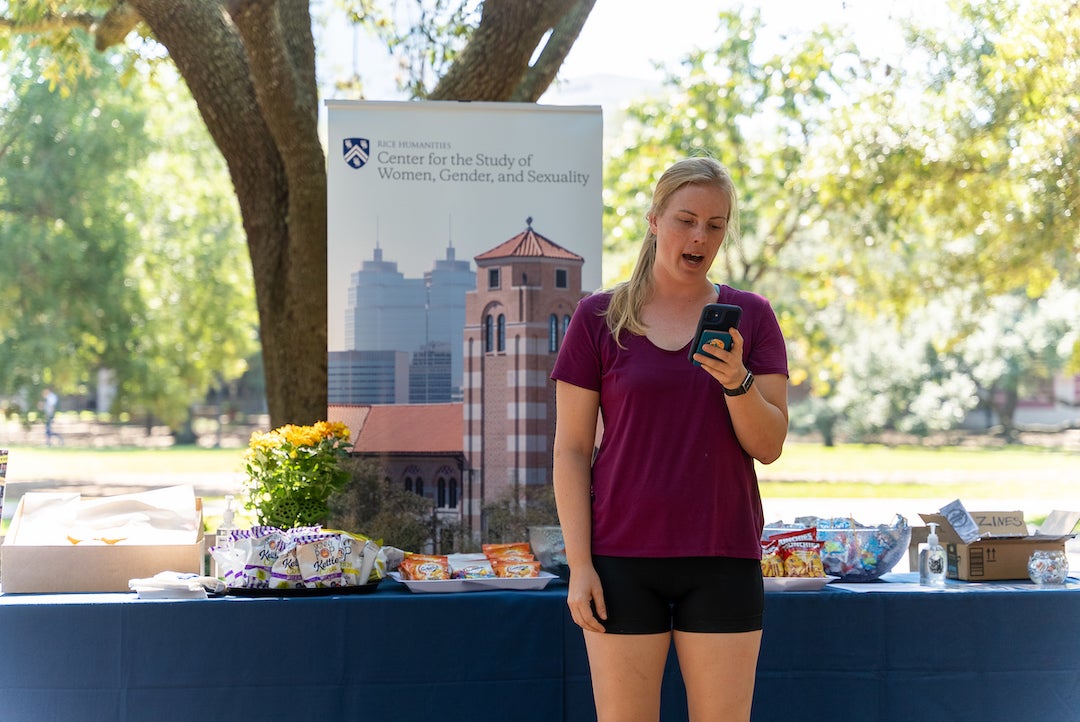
[399,554,451,580]
[482,542,532,557]
[491,558,541,578]
[487,553,535,563]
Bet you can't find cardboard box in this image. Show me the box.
[915,509,1080,581]
[1,497,204,594]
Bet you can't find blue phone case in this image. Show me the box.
[692,330,733,366]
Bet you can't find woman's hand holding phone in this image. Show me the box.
[689,303,741,367]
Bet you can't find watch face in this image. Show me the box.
[725,371,753,396]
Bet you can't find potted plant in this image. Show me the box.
[242,421,352,529]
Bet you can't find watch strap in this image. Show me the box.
[723,370,754,396]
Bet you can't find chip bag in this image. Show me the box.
[768,528,826,578]
[760,540,785,577]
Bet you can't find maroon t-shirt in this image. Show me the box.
[551,285,789,559]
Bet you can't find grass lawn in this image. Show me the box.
[759,441,1080,501]
[765,441,1078,475]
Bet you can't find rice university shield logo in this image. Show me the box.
[342,137,370,169]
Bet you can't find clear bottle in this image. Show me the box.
[213,494,237,581]
[919,522,947,587]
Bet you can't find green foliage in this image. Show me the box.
[821,0,1080,300]
[603,9,865,393]
[0,1,160,91]
[326,456,434,552]
[242,421,353,528]
[604,2,1080,443]
[116,68,258,428]
[790,282,1080,442]
[342,0,481,98]
[0,37,147,396]
[0,34,258,428]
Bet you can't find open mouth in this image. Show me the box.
[683,253,705,266]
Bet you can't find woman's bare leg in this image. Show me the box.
[673,629,763,722]
[584,630,673,722]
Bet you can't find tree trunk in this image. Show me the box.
[999,385,1019,442]
[130,0,326,427]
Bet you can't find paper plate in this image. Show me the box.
[388,571,557,593]
[762,576,837,592]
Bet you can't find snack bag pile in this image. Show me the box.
[398,542,542,581]
[798,514,910,582]
[211,525,383,590]
[761,528,826,578]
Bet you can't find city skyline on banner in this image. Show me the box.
[329,219,591,406]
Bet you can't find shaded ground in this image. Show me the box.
[1,417,252,524]
[1,414,261,451]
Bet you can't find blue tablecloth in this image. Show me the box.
[1,573,1078,721]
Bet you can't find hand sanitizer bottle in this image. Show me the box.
[213,494,237,581]
[919,522,947,587]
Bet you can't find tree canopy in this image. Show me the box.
[604,0,1079,441]
[2,0,1076,444]
[0,37,258,425]
[0,0,597,428]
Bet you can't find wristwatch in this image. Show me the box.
[723,370,754,396]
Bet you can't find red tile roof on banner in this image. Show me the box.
[329,403,462,454]
[474,219,584,263]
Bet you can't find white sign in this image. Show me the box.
[325,100,603,352]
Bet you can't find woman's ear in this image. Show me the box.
[646,212,657,236]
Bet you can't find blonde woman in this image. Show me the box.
[551,157,789,721]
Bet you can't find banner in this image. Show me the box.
[325,100,603,403]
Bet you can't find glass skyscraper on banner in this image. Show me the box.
[331,243,475,405]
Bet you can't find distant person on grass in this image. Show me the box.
[41,387,62,446]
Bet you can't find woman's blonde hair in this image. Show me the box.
[604,156,740,342]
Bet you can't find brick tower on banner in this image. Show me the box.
[463,218,586,538]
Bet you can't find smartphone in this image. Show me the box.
[688,303,742,366]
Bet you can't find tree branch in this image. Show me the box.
[278,0,318,111]
[226,0,322,197]
[511,0,596,102]
[0,2,141,49]
[0,123,23,163]
[0,12,96,34]
[95,1,143,51]
[430,0,581,101]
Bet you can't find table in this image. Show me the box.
[752,574,1080,721]
[1,574,1078,721]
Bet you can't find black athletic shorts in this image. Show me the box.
[591,555,764,634]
